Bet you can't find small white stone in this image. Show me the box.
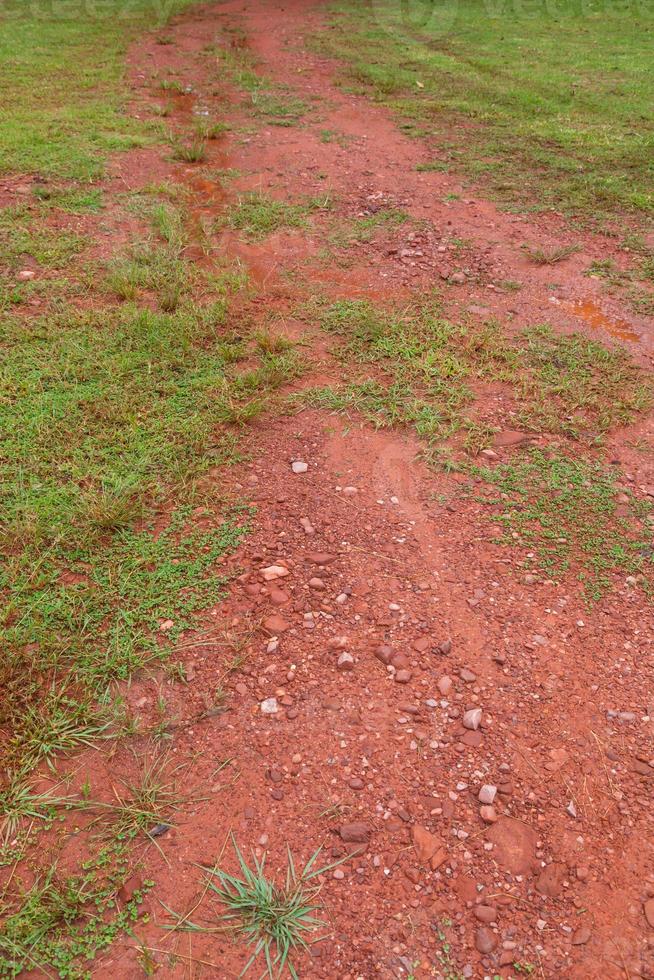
[291,461,308,474]
[260,697,279,714]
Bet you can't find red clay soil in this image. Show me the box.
[24,1,654,978]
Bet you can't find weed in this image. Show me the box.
[195,120,229,140]
[524,243,581,265]
[166,838,345,978]
[328,208,409,247]
[171,139,207,163]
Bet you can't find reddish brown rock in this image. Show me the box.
[486,817,538,875]
[412,825,447,870]
[536,862,566,898]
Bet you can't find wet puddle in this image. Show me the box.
[564,298,640,343]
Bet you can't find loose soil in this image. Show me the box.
[7,1,654,978]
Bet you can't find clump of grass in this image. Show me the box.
[524,243,581,265]
[474,449,653,599]
[195,119,229,140]
[171,139,207,163]
[167,839,344,979]
[223,192,317,239]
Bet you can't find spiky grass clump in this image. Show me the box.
[176,840,343,978]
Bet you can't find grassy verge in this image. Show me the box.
[319,0,654,226]
[0,0,197,180]
[0,2,308,974]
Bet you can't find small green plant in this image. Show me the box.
[195,120,229,140]
[167,838,345,979]
[171,139,207,163]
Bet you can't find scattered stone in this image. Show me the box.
[263,615,290,634]
[412,825,447,870]
[18,269,35,281]
[566,800,578,819]
[308,577,325,589]
[439,640,452,655]
[343,486,358,495]
[395,670,412,684]
[261,565,289,581]
[260,698,279,715]
[307,551,337,565]
[460,668,477,683]
[340,822,370,843]
[571,925,592,945]
[480,805,498,823]
[486,817,537,875]
[474,905,497,924]
[462,708,482,731]
[475,927,497,954]
[493,429,530,448]
[437,675,453,697]
[337,652,354,671]
[291,461,308,473]
[479,784,497,805]
[348,777,364,790]
[300,517,314,535]
[536,862,566,898]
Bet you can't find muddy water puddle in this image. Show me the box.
[564,298,640,343]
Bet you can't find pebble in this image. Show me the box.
[395,670,412,684]
[474,905,497,924]
[437,675,453,697]
[291,461,308,473]
[571,925,592,945]
[460,668,477,683]
[18,269,35,281]
[261,565,290,581]
[480,805,498,823]
[479,784,497,805]
[475,927,497,954]
[337,652,355,671]
[339,822,370,843]
[462,708,482,731]
[260,698,278,715]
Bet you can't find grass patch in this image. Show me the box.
[0,0,195,179]
[328,208,410,247]
[524,243,581,265]
[223,192,328,239]
[217,47,309,125]
[301,297,650,444]
[320,0,654,225]
[474,449,653,599]
[0,206,87,271]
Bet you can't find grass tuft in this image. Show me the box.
[167,838,345,979]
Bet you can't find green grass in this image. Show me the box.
[217,47,309,126]
[223,192,328,239]
[301,297,650,444]
[0,856,151,978]
[474,449,653,599]
[166,839,344,979]
[0,0,195,180]
[320,0,654,224]
[0,206,87,271]
[328,207,410,247]
[300,297,653,595]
